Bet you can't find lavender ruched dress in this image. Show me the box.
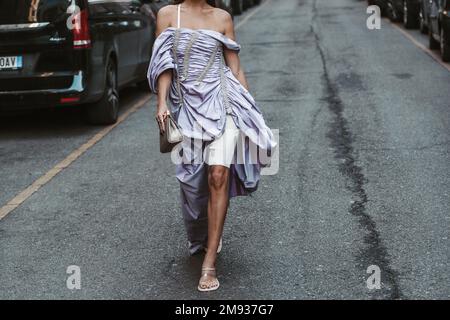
[147,27,277,254]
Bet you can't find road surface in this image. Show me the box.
[0,0,449,299]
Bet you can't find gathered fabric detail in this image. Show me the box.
[147,27,277,198]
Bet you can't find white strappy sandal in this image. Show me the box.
[198,267,220,292]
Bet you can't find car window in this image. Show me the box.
[0,0,74,25]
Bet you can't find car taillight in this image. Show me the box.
[72,9,91,49]
[60,97,80,104]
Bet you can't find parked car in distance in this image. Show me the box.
[147,0,171,14]
[214,0,233,15]
[233,0,261,15]
[419,0,433,33]
[244,0,257,10]
[386,0,403,21]
[232,0,244,15]
[0,0,156,125]
[386,0,420,28]
[427,0,450,61]
[367,0,388,16]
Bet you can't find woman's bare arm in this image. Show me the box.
[221,11,249,90]
[154,6,174,133]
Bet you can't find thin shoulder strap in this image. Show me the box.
[177,4,181,29]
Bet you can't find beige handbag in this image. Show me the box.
[159,114,183,153]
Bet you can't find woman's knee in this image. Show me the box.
[208,166,229,190]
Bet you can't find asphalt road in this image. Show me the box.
[0,0,449,299]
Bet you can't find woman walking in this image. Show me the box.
[147,0,276,292]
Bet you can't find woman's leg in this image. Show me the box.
[205,165,229,262]
[198,115,239,290]
[199,165,229,284]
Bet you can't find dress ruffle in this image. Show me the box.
[147,29,175,93]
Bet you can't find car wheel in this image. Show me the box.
[440,28,450,62]
[419,5,428,34]
[86,59,119,125]
[403,0,419,29]
[232,0,243,15]
[429,26,440,50]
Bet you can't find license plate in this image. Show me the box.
[0,56,23,70]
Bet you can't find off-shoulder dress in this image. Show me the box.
[147,5,277,254]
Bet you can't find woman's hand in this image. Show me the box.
[155,102,170,134]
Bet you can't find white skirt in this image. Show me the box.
[204,115,240,168]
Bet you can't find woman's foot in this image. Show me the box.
[197,267,220,292]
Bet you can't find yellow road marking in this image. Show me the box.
[388,19,450,73]
[0,0,269,221]
[0,95,150,220]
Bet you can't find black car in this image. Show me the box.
[419,0,433,33]
[428,0,450,61]
[232,0,244,15]
[228,0,261,17]
[222,0,261,14]
[148,0,171,14]
[215,0,233,15]
[243,0,254,10]
[0,0,156,125]
[367,0,388,15]
[386,0,421,28]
